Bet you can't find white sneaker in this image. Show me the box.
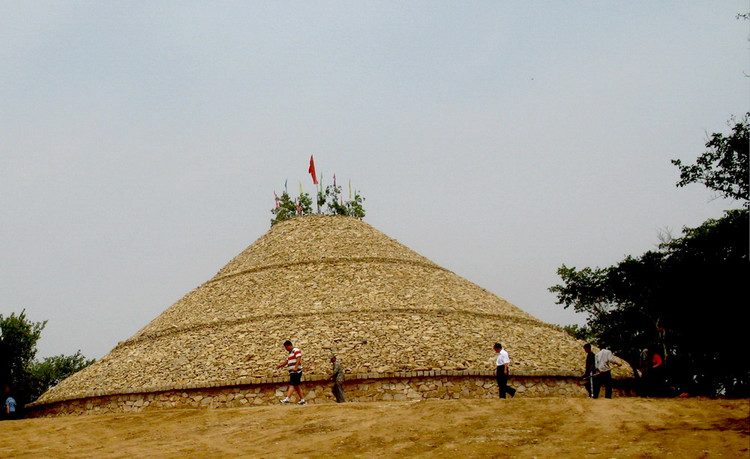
[297,399,307,405]
[280,398,290,404]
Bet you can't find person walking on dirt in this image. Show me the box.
[330,355,346,403]
[4,386,17,420]
[593,348,621,399]
[582,343,596,398]
[277,340,306,405]
[493,343,516,398]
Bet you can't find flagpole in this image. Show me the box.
[317,173,322,214]
[308,155,320,214]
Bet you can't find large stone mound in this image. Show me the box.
[35,215,594,407]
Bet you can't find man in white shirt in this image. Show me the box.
[593,348,620,399]
[493,343,516,398]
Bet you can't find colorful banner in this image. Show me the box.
[309,156,318,184]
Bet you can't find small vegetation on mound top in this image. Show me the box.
[271,179,365,226]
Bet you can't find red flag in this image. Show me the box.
[308,156,318,184]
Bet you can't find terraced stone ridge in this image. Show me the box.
[33,215,614,409]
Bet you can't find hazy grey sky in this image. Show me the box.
[2,2,747,360]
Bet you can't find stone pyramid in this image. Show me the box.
[33,215,592,413]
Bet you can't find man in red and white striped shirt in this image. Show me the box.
[276,340,306,405]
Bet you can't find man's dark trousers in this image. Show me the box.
[593,371,613,399]
[496,366,516,398]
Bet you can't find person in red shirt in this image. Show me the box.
[642,348,667,396]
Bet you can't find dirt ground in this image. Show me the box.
[1,398,747,458]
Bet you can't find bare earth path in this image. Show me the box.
[1,398,747,458]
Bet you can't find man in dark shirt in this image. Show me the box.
[582,343,596,398]
[330,355,346,403]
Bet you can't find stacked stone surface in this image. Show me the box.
[34,215,619,408]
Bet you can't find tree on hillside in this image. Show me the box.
[0,311,94,412]
[27,352,94,403]
[551,115,750,397]
[559,324,595,343]
[0,311,44,398]
[550,209,749,396]
[671,113,749,205]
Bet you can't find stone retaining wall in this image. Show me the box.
[29,372,632,417]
